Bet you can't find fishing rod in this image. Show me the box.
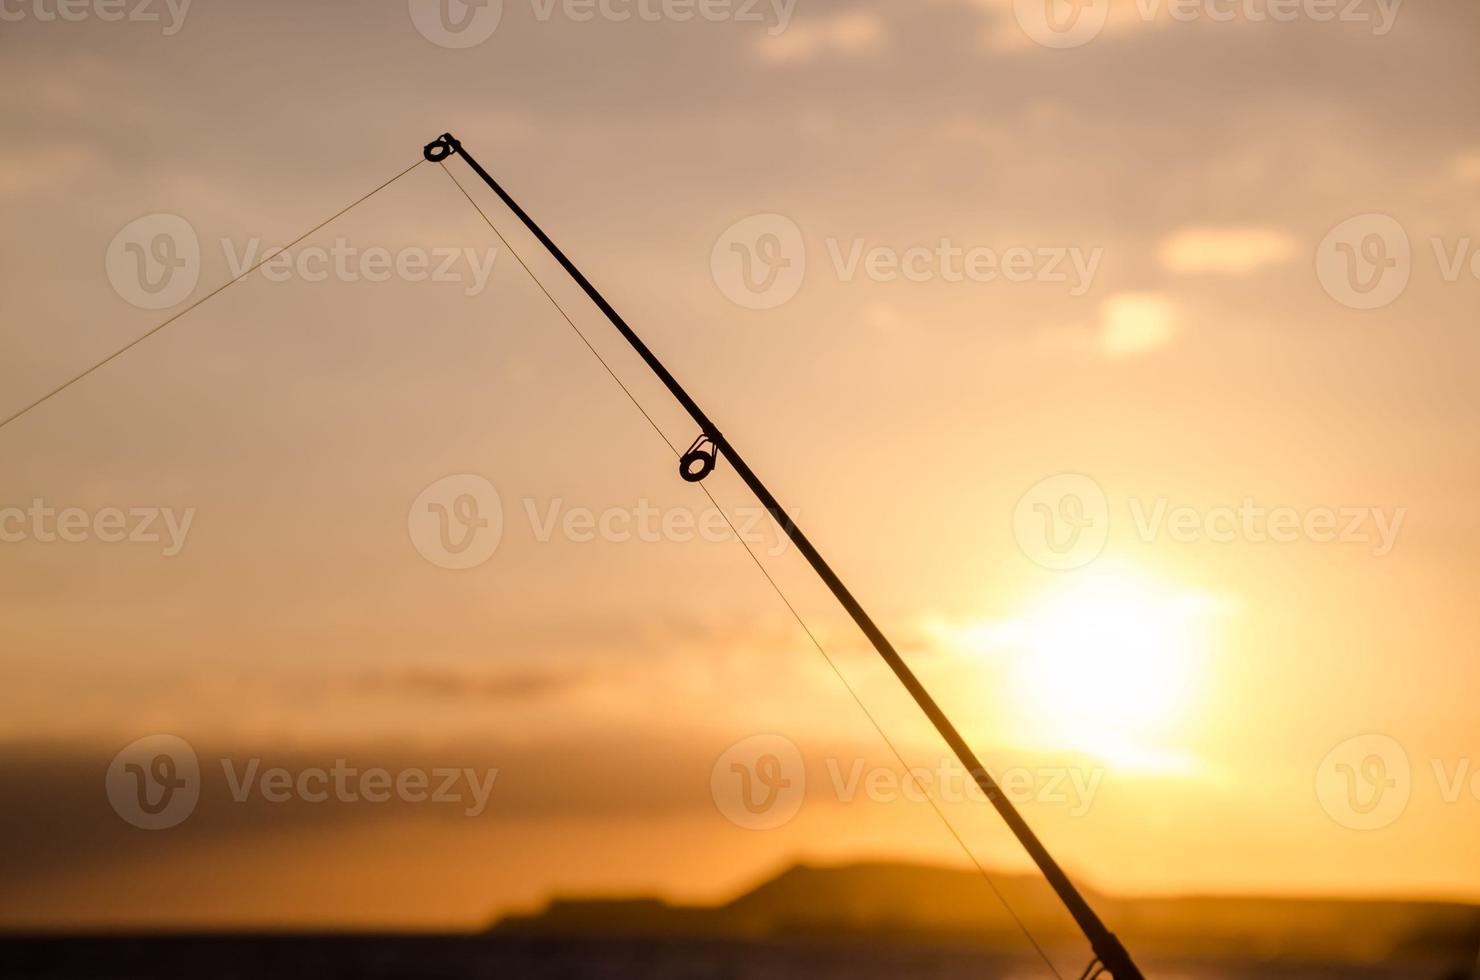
[423,132,1147,980]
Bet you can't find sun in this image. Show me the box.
[935,565,1228,771]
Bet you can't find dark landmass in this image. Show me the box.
[493,861,1480,970]
[2,862,1476,979]
[1,933,1471,980]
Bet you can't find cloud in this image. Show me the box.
[1450,150,1480,185]
[353,665,601,702]
[973,0,1151,52]
[1099,292,1179,357]
[0,144,97,195]
[1030,292,1181,358]
[1157,226,1298,276]
[756,10,887,62]
[0,732,728,887]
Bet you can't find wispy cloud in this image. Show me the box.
[1450,150,1480,185]
[1158,226,1298,276]
[354,665,602,702]
[1099,291,1180,357]
[0,144,97,195]
[973,0,1151,51]
[756,10,887,62]
[1031,292,1182,359]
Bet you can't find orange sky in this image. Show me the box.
[1,0,1478,941]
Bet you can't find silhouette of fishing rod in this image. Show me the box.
[425,132,1147,980]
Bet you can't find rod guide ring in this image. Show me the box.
[679,433,719,483]
[423,133,461,163]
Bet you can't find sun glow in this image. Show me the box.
[935,566,1230,771]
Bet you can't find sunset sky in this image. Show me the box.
[1,0,1478,957]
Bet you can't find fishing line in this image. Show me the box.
[0,157,426,434]
[436,163,683,459]
[438,161,1067,980]
[698,474,1068,980]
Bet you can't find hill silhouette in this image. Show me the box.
[493,860,1480,966]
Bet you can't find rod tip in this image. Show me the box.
[423,133,460,163]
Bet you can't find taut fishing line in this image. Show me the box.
[0,158,426,434]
